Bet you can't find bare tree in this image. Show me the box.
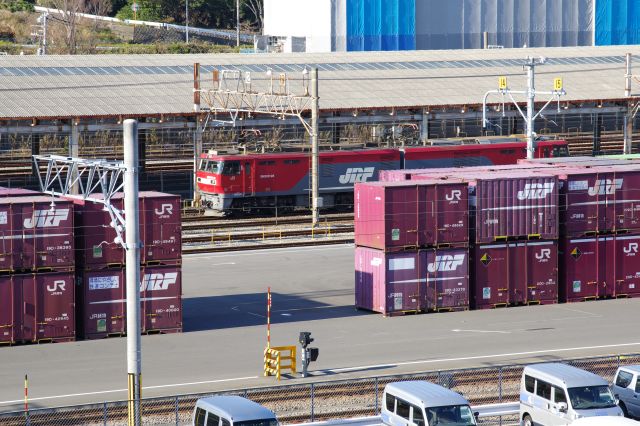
[84,0,111,51]
[43,0,85,54]
[243,0,263,33]
[85,0,111,18]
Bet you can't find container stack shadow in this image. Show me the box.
[354,156,640,316]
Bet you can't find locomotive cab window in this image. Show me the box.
[200,160,222,173]
[553,145,569,157]
[222,161,241,175]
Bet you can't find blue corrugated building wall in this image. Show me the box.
[346,0,415,51]
[596,0,640,45]
[340,0,640,51]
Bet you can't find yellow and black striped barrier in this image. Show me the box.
[264,345,296,381]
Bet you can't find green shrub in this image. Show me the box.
[0,0,35,12]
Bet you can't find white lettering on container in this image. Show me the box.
[24,209,69,228]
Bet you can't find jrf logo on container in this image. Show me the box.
[588,179,623,196]
[24,209,70,228]
[154,203,174,219]
[535,248,552,262]
[427,254,465,272]
[624,242,639,255]
[445,190,462,202]
[46,280,66,295]
[339,167,375,184]
[516,183,555,200]
[141,272,178,291]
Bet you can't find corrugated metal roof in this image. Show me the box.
[0,45,639,119]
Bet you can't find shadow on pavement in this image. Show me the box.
[183,289,371,331]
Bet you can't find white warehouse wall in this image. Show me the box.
[264,0,334,52]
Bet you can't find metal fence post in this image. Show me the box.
[103,401,107,426]
[375,377,379,414]
[310,383,315,422]
[498,367,503,402]
[175,396,179,426]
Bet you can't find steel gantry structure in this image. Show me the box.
[193,63,323,225]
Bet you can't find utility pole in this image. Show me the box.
[625,53,634,154]
[185,0,189,44]
[311,68,319,226]
[524,57,537,159]
[41,12,47,55]
[236,0,240,47]
[32,11,48,55]
[483,56,565,160]
[192,63,202,206]
[124,120,142,426]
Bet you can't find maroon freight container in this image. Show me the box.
[378,164,558,182]
[387,170,558,242]
[473,240,558,309]
[75,191,181,268]
[519,157,640,167]
[0,196,74,272]
[0,188,39,197]
[355,180,468,250]
[424,247,469,311]
[561,236,615,302]
[511,240,559,304]
[535,166,640,236]
[473,243,510,309]
[355,246,469,315]
[614,234,640,298]
[447,172,558,243]
[78,265,183,339]
[355,247,423,314]
[0,272,75,344]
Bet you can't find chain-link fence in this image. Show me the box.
[1,353,638,426]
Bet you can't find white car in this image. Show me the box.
[612,365,640,419]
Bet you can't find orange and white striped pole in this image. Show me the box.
[267,287,271,348]
[24,374,29,424]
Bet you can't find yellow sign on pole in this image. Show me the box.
[554,78,563,91]
[498,76,507,90]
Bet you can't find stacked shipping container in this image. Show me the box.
[356,157,640,316]
[526,163,640,301]
[354,180,470,315]
[0,192,76,344]
[0,188,184,345]
[74,191,183,339]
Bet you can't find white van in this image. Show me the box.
[193,395,278,426]
[381,380,477,426]
[519,363,623,426]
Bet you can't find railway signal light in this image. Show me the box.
[299,331,319,377]
[299,331,313,348]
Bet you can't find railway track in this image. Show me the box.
[181,213,355,253]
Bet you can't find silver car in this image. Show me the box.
[613,365,640,419]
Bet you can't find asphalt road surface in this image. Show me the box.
[1,244,639,411]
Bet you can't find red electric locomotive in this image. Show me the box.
[196,137,569,213]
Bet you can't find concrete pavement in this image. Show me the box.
[0,244,638,411]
